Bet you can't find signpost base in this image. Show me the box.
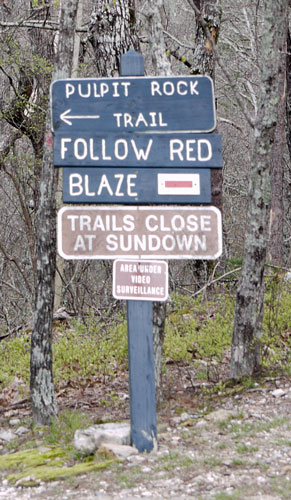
[127,300,157,452]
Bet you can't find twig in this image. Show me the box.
[192,267,242,298]
[217,116,243,132]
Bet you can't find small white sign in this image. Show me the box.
[113,259,168,301]
[158,173,200,195]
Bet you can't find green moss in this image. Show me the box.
[0,447,67,471]
[7,458,115,486]
[0,446,116,486]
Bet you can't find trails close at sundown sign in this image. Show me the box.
[57,205,222,260]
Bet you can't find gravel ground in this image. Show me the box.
[1,376,291,500]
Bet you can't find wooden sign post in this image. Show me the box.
[53,49,222,454]
[120,50,157,453]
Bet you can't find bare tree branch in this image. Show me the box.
[187,0,255,128]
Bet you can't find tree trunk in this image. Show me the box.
[30,0,79,425]
[191,0,222,80]
[287,28,291,161]
[187,1,223,287]
[268,15,288,266]
[145,0,172,405]
[230,0,289,379]
[88,0,138,78]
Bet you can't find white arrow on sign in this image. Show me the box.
[60,109,101,126]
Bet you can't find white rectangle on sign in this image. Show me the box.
[113,259,168,302]
[158,173,200,195]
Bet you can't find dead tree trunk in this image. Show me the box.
[230,0,289,379]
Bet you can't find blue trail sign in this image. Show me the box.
[51,76,216,135]
[62,167,211,204]
[54,132,222,168]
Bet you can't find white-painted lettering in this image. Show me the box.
[112,215,122,231]
[148,235,160,251]
[151,81,162,96]
[190,80,199,95]
[121,82,131,96]
[160,216,171,232]
[150,79,199,97]
[149,112,157,127]
[93,215,105,231]
[127,174,137,196]
[130,139,153,161]
[89,138,99,160]
[65,84,75,98]
[198,139,212,161]
[145,215,158,232]
[114,174,124,197]
[69,174,83,196]
[97,175,113,196]
[85,175,95,196]
[135,112,148,127]
[186,215,199,232]
[123,214,135,232]
[74,234,95,251]
[200,215,211,231]
[162,235,175,251]
[101,139,112,160]
[61,138,72,159]
[113,113,122,127]
[194,235,206,251]
[80,215,91,231]
[177,81,188,95]
[115,139,128,160]
[67,215,79,231]
[74,138,87,160]
[186,140,196,161]
[163,81,174,96]
[124,113,133,127]
[171,215,185,232]
[169,138,212,162]
[169,139,183,161]
[158,112,168,127]
[78,83,91,98]
[112,82,120,97]
[85,234,96,251]
[74,235,86,251]
[100,82,109,97]
[93,83,100,97]
[176,234,193,251]
[106,234,118,251]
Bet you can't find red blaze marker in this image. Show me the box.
[158,173,200,195]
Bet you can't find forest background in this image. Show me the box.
[0,0,290,425]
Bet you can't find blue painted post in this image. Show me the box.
[120,50,157,453]
[127,300,157,452]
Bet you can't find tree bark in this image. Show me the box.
[145,0,171,404]
[230,0,289,379]
[188,0,223,286]
[287,28,291,161]
[30,0,79,425]
[88,0,138,77]
[268,14,288,266]
[191,0,222,80]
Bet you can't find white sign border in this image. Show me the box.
[112,258,168,302]
[57,205,223,261]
